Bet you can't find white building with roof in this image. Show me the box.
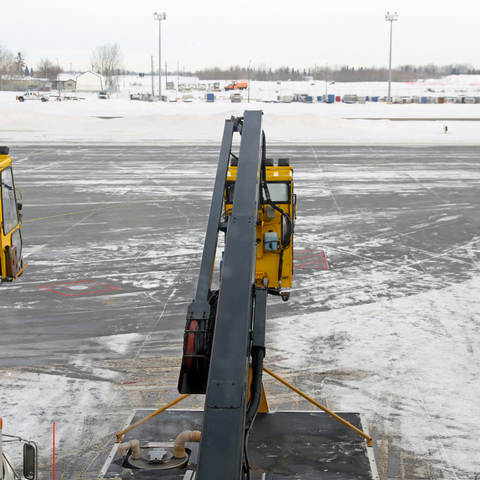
[75,71,105,92]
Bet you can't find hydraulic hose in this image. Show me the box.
[245,346,265,430]
[244,346,265,480]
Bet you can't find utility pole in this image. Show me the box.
[56,58,61,97]
[151,56,154,96]
[248,60,251,103]
[325,64,328,99]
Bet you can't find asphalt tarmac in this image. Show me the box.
[2,144,480,479]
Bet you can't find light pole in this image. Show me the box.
[248,60,251,103]
[56,58,61,96]
[325,64,328,99]
[153,12,166,101]
[385,12,398,103]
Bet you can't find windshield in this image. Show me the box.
[1,167,19,235]
[264,182,289,203]
[226,181,290,204]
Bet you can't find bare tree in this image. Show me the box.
[0,45,15,80]
[35,58,62,81]
[15,52,26,76]
[90,43,124,87]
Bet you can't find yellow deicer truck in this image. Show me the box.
[0,147,26,282]
[225,156,296,299]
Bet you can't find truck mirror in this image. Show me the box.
[23,443,37,480]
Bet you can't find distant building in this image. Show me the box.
[53,74,77,91]
[76,71,105,92]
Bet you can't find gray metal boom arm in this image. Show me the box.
[195,111,265,480]
[187,117,237,320]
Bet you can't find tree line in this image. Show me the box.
[196,63,479,82]
[1,40,479,90]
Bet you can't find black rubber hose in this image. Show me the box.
[245,346,265,429]
[244,346,265,480]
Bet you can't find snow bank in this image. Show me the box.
[2,75,480,145]
[437,74,480,86]
[2,94,480,145]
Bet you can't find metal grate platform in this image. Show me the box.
[100,409,378,480]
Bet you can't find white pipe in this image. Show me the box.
[173,430,201,459]
[118,439,141,459]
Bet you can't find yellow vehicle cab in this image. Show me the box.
[0,147,26,281]
[225,157,296,298]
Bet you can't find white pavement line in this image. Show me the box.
[403,171,448,203]
[310,145,381,304]
[126,244,154,272]
[116,145,200,330]
[404,250,429,275]
[374,278,461,480]
[115,147,199,198]
[405,238,480,270]
[132,248,199,363]
[23,210,97,259]
[374,224,435,250]
[104,221,200,408]
[402,355,460,480]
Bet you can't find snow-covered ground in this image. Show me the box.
[269,278,480,478]
[1,76,480,479]
[2,75,480,145]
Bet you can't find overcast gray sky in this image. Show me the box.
[3,0,479,73]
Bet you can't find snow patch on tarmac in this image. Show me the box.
[268,276,480,475]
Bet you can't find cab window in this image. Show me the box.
[226,181,290,205]
[263,182,289,203]
[226,182,235,203]
[1,167,19,235]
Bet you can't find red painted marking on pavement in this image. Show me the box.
[294,249,328,269]
[38,279,121,296]
[53,422,55,480]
